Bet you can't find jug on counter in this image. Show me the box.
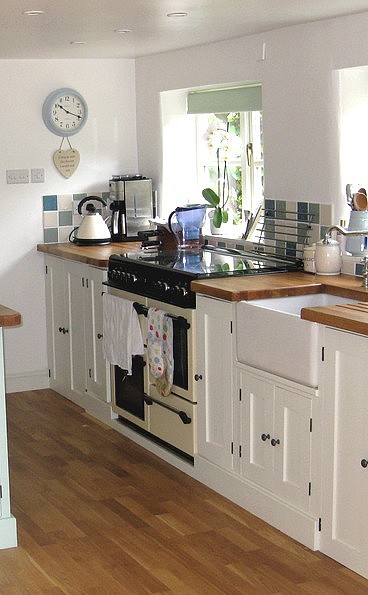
[168,204,206,250]
[314,238,342,275]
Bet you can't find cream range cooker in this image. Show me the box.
[104,246,302,462]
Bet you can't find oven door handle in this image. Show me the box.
[133,302,190,329]
[144,395,192,425]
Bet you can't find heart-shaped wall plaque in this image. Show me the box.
[53,148,80,178]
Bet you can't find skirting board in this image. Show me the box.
[195,455,320,551]
[5,370,49,393]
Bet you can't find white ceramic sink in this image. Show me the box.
[236,294,358,387]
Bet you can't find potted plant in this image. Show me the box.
[202,186,228,229]
[201,114,241,232]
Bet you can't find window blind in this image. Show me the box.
[187,85,262,114]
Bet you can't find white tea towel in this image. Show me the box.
[102,293,144,374]
[147,307,174,396]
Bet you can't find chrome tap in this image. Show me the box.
[324,225,368,243]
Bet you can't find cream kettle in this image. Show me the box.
[70,196,111,245]
[314,237,342,275]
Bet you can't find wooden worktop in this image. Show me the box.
[0,305,21,327]
[37,242,368,335]
[37,241,141,268]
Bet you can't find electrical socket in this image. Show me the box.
[6,169,29,184]
[31,168,45,183]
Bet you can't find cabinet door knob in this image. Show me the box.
[271,438,280,447]
[58,326,63,333]
[194,374,203,381]
[361,459,368,468]
[261,433,270,441]
[97,333,103,339]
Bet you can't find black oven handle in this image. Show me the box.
[144,395,192,425]
[133,302,190,329]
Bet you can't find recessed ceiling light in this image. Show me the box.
[167,12,188,18]
[114,29,132,34]
[70,41,87,45]
[23,10,44,16]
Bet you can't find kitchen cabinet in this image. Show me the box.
[236,365,314,512]
[44,255,72,397]
[195,293,320,549]
[319,327,368,579]
[44,255,110,414]
[196,295,235,471]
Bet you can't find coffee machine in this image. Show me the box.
[109,175,154,241]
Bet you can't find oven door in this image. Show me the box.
[146,297,196,402]
[109,288,150,430]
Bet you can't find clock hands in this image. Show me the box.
[56,103,82,119]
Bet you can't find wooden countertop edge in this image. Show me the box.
[301,304,368,336]
[0,305,21,327]
[37,242,141,268]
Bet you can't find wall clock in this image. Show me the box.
[42,88,88,137]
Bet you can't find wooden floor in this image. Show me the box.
[1,389,368,594]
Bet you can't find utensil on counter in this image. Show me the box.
[353,191,368,211]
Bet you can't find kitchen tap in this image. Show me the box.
[324,225,368,243]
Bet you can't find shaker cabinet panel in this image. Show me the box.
[44,256,109,405]
[238,366,313,512]
[320,328,368,578]
[196,295,234,471]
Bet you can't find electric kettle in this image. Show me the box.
[168,204,206,250]
[69,196,111,245]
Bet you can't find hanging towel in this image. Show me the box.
[102,293,144,375]
[147,307,174,397]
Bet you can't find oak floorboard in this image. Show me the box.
[3,388,368,594]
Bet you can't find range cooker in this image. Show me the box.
[107,245,303,308]
[105,245,302,461]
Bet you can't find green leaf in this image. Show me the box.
[222,210,229,224]
[213,207,223,228]
[202,187,220,208]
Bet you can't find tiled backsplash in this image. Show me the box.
[206,199,333,259]
[42,192,109,243]
[43,194,333,254]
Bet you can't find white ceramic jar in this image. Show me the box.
[314,239,342,275]
[303,243,316,273]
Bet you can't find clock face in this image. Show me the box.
[42,88,88,137]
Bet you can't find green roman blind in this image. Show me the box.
[187,85,262,114]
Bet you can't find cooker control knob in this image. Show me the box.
[158,280,169,291]
[128,273,137,283]
[174,284,187,296]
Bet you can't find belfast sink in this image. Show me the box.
[236,293,358,387]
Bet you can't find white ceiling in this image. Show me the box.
[2,0,368,60]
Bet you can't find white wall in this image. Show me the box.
[0,59,137,390]
[135,11,368,223]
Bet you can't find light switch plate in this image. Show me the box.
[31,168,45,183]
[6,169,29,184]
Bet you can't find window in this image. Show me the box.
[187,84,263,235]
[196,110,263,229]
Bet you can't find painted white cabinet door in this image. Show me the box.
[84,266,109,401]
[320,327,368,579]
[45,255,72,396]
[239,367,313,512]
[45,256,109,403]
[196,295,234,470]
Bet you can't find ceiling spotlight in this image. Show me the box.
[23,10,44,16]
[167,12,188,18]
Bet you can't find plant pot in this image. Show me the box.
[208,209,223,235]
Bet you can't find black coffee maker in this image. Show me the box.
[109,175,154,241]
